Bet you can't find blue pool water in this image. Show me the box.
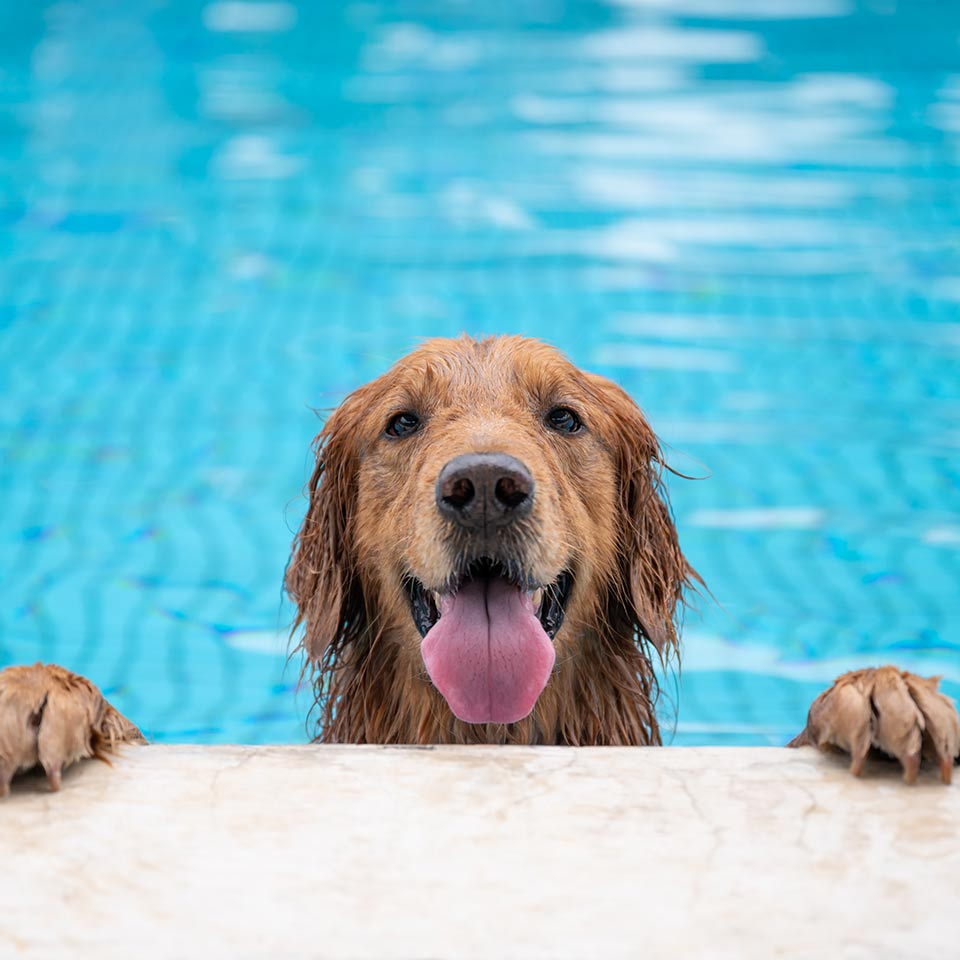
[1,1,958,745]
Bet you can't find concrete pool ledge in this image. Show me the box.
[3,746,956,959]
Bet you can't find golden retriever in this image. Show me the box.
[1,335,957,792]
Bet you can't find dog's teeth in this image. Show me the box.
[432,591,442,609]
[531,588,543,612]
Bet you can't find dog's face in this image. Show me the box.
[288,336,691,729]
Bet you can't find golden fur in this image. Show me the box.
[286,335,699,745]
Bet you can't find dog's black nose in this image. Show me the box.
[436,453,534,531]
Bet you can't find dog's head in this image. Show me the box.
[287,335,694,728]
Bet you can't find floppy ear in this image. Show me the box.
[587,374,698,655]
[286,392,369,664]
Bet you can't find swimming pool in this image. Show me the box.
[2,0,958,745]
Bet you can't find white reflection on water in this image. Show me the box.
[579,26,763,61]
[609,0,853,19]
[203,2,297,33]
[572,170,857,208]
[593,343,739,371]
[687,507,825,529]
[363,23,485,71]
[923,527,960,547]
[441,182,536,230]
[930,75,960,132]
[213,135,304,180]
[680,632,960,687]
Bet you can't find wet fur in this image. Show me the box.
[286,335,699,745]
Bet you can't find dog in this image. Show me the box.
[1,336,957,793]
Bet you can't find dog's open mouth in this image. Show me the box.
[407,559,573,640]
[405,560,573,725]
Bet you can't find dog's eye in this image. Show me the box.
[385,412,422,438]
[545,407,583,435]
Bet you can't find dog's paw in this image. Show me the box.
[0,663,145,796]
[789,666,959,784]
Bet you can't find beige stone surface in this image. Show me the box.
[2,745,956,959]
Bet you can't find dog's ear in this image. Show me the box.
[286,390,369,664]
[586,374,697,654]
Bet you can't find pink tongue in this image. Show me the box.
[421,578,556,724]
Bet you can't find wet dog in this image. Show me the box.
[1,336,957,791]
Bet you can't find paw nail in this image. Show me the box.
[901,753,920,785]
[939,757,953,785]
[45,766,62,792]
